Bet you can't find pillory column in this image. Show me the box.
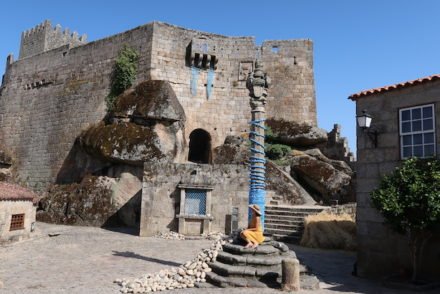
[246,61,270,228]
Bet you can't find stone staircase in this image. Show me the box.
[205,240,319,289]
[265,205,327,243]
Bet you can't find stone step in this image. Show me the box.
[216,251,283,266]
[222,243,281,256]
[270,234,302,244]
[208,262,281,278]
[265,228,303,238]
[265,218,304,225]
[205,271,279,288]
[206,268,320,289]
[265,223,304,231]
[265,210,320,217]
[266,206,326,214]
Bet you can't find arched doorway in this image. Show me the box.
[188,129,212,164]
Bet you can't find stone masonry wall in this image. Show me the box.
[355,80,440,279]
[0,24,154,188]
[0,200,36,242]
[0,21,316,188]
[140,163,248,237]
[19,20,87,59]
[150,22,317,151]
[262,40,316,126]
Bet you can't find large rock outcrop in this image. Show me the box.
[0,145,13,182]
[79,80,186,166]
[112,80,185,123]
[290,150,352,204]
[37,176,118,226]
[213,135,313,205]
[266,118,327,147]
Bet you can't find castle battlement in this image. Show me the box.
[19,20,87,59]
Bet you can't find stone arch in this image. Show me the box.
[188,129,212,164]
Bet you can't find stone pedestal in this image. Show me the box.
[206,240,319,289]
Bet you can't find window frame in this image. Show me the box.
[10,213,25,231]
[399,103,436,159]
[184,188,207,216]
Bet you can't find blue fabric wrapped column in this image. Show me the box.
[246,61,270,230]
[249,116,266,228]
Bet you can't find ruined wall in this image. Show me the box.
[140,162,248,236]
[355,80,440,280]
[0,21,316,188]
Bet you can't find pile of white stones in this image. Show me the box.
[154,232,185,240]
[115,236,226,293]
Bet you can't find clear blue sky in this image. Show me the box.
[1,0,440,154]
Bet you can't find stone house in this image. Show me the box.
[0,182,38,243]
[350,74,440,279]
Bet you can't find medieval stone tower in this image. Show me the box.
[0,20,317,188]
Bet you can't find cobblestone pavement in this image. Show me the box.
[0,223,437,294]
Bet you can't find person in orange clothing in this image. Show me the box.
[240,204,265,248]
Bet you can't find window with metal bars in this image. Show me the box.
[184,189,207,215]
[10,213,25,231]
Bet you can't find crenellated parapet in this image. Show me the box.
[19,20,87,59]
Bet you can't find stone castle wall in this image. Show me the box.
[19,20,87,59]
[0,24,154,188]
[0,21,316,188]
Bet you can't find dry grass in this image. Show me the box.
[300,211,356,251]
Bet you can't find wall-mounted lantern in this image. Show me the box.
[357,110,378,148]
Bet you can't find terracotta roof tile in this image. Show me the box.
[349,74,440,100]
[0,182,39,204]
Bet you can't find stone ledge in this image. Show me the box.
[222,243,281,255]
[216,251,282,266]
[209,262,281,278]
[176,214,214,220]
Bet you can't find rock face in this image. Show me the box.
[303,148,353,176]
[79,80,186,166]
[112,80,185,123]
[267,118,327,147]
[37,176,118,226]
[213,135,248,164]
[0,145,13,182]
[290,151,352,204]
[213,136,314,205]
[266,162,314,205]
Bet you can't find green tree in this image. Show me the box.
[371,157,440,282]
[106,45,139,110]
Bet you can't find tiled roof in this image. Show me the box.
[0,182,39,204]
[349,74,440,100]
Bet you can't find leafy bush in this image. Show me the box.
[371,157,440,281]
[106,45,139,111]
[266,143,291,160]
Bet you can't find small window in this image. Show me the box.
[271,46,279,53]
[399,104,436,159]
[184,189,207,215]
[10,214,25,231]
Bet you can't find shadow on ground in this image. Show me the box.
[289,244,439,294]
[112,250,181,267]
